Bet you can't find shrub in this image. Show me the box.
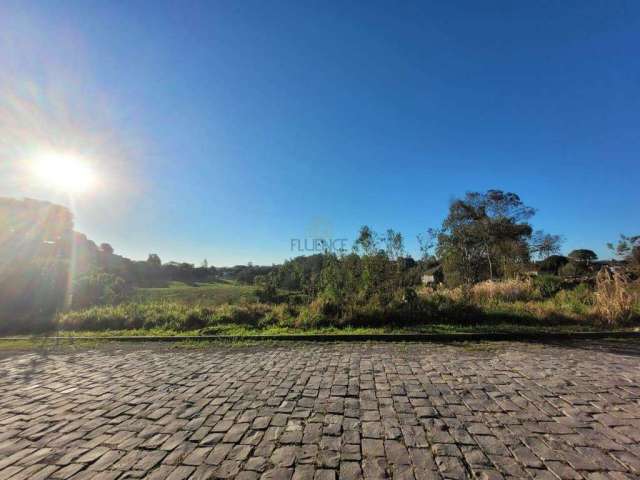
[296,305,326,329]
[401,287,418,305]
[552,283,593,316]
[209,303,269,326]
[421,292,480,324]
[593,269,637,325]
[256,284,279,303]
[184,308,212,329]
[260,304,297,327]
[72,272,130,309]
[319,296,343,317]
[533,275,563,298]
[559,261,588,278]
[538,255,569,275]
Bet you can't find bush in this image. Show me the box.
[552,283,593,315]
[538,255,569,275]
[261,304,297,327]
[208,303,271,327]
[419,292,481,324]
[559,261,588,278]
[296,305,326,329]
[72,272,130,309]
[256,284,279,303]
[533,275,563,298]
[401,287,418,305]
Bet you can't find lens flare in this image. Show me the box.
[32,152,96,193]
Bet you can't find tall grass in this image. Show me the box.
[57,277,640,333]
[470,279,535,303]
[58,302,270,331]
[594,269,638,325]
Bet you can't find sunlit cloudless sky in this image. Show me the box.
[1,1,638,265]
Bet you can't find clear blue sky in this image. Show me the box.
[1,1,638,265]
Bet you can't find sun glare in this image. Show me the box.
[32,152,96,193]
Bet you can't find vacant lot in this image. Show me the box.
[56,278,640,336]
[133,281,259,306]
[1,340,639,479]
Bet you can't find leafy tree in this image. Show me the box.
[0,198,74,333]
[568,249,597,264]
[417,228,437,261]
[538,255,569,275]
[384,229,405,260]
[436,190,535,285]
[559,261,588,278]
[608,235,640,266]
[354,225,379,256]
[530,231,563,260]
[147,253,162,267]
[100,243,114,255]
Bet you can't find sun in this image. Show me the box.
[32,152,96,193]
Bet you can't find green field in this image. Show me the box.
[131,281,258,306]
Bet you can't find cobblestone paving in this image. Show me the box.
[1,340,640,480]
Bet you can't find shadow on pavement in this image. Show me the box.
[544,337,640,357]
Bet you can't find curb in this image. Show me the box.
[1,331,639,343]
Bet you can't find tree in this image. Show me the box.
[417,228,438,261]
[568,249,597,264]
[201,259,208,269]
[100,243,114,255]
[608,235,640,266]
[436,190,535,285]
[538,255,569,275]
[384,229,405,260]
[0,198,74,333]
[354,225,379,256]
[559,261,588,278]
[147,254,162,267]
[530,231,563,260]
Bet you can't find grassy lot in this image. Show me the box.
[7,278,636,339]
[131,280,258,306]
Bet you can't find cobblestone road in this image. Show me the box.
[1,340,640,480]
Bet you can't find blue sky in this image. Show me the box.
[1,1,638,265]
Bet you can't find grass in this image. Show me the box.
[56,321,639,338]
[131,280,258,306]
[0,337,103,354]
[19,278,638,339]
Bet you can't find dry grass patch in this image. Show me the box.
[594,269,638,325]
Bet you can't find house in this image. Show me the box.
[421,265,444,285]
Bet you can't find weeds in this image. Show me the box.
[470,279,535,303]
[594,269,637,325]
[55,276,640,334]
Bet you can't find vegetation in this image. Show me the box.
[132,281,258,306]
[568,249,598,264]
[55,276,639,334]
[2,192,639,336]
[608,235,640,273]
[435,190,536,285]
